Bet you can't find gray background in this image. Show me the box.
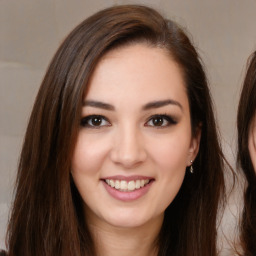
[1,0,256,253]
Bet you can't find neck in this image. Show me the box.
[87,214,163,256]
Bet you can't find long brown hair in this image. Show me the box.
[6,5,226,256]
[237,51,256,256]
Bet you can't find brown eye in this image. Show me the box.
[91,117,103,126]
[145,114,177,128]
[152,116,164,126]
[80,115,110,128]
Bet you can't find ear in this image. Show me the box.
[187,125,201,166]
[249,117,256,172]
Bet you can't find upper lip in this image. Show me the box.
[101,175,154,181]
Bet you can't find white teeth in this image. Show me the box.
[120,180,128,190]
[105,179,150,191]
[109,180,115,187]
[135,180,140,189]
[114,180,120,189]
[128,181,135,191]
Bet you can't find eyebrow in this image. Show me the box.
[82,99,183,111]
[83,100,115,110]
[142,99,183,111]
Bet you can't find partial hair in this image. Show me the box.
[237,51,256,256]
[6,5,226,256]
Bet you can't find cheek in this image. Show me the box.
[148,132,191,171]
[71,133,110,203]
[147,137,189,213]
[71,133,109,175]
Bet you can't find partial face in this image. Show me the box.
[71,44,200,230]
[249,115,256,172]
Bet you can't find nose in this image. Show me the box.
[110,125,147,169]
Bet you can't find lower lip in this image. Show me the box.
[102,181,153,202]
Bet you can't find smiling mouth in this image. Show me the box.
[104,179,151,192]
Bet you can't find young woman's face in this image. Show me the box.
[71,44,200,230]
[249,115,256,172]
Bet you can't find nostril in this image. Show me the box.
[110,149,147,168]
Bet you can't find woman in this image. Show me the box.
[237,51,256,256]
[4,5,226,256]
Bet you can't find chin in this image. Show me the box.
[103,208,163,230]
[107,219,149,229]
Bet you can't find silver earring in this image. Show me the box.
[190,160,193,173]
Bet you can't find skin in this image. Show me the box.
[249,115,256,172]
[71,43,201,256]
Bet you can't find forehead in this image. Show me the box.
[85,43,188,109]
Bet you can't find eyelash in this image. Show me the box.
[145,114,177,128]
[80,115,111,128]
[80,114,177,128]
